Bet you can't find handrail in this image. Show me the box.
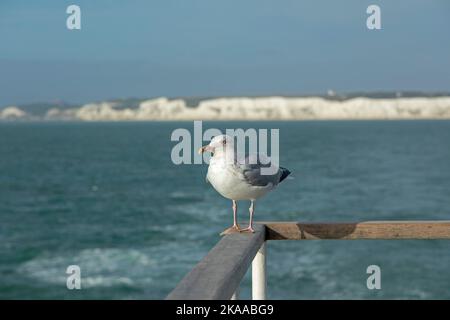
[264,221,450,240]
[166,220,450,300]
[166,224,265,300]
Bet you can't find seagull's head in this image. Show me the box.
[198,134,234,155]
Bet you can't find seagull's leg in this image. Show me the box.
[232,200,240,230]
[240,200,255,233]
[220,200,241,235]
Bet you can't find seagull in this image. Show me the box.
[198,134,291,234]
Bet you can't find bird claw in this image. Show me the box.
[239,227,255,233]
[220,225,241,236]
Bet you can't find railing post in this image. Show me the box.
[231,287,239,300]
[252,241,266,300]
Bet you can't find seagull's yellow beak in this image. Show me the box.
[198,145,213,154]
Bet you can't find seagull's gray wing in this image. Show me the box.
[237,154,281,187]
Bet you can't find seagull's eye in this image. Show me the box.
[222,140,227,146]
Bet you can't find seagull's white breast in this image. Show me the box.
[207,158,273,201]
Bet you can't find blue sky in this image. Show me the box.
[1,0,449,106]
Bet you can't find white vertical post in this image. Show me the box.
[252,241,266,300]
[231,287,239,300]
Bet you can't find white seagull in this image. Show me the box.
[198,134,291,234]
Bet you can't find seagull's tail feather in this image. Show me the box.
[279,167,291,183]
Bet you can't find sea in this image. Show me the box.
[1,120,450,299]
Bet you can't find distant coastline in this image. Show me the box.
[2,92,450,121]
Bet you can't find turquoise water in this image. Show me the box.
[1,121,450,299]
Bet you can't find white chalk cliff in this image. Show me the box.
[44,96,450,121]
[0,106,28,119]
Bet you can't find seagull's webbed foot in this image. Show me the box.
[239,226,255,233]
[220,224,241,236]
